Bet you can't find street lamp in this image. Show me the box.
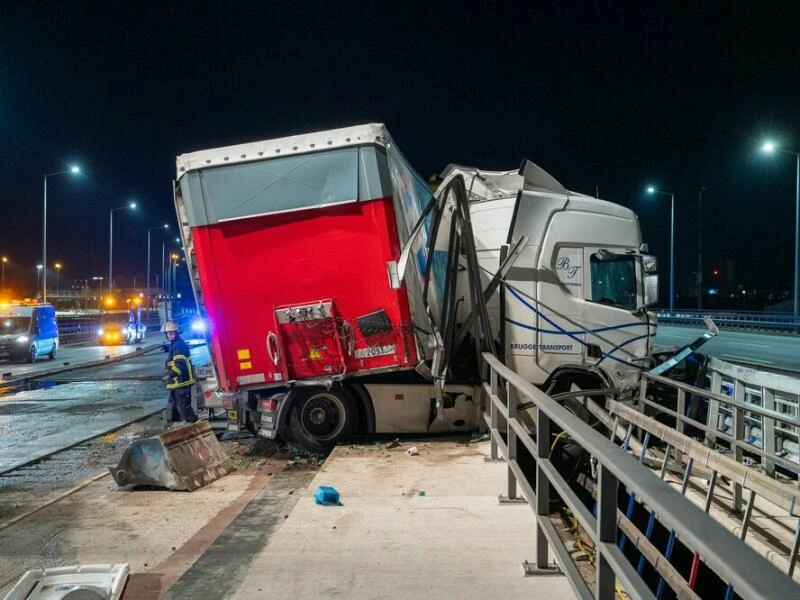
[108,202,137,295]
[761,141,799,317]
[54,262,62,295]
[1,256,7,289]
[162,237,180,297]
[36,264,43,297]
[170,252,180,300]
[647,186,676,311]
[43,165,80,303]
[146,224,169,313]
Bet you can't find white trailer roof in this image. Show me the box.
[176,123,389,177]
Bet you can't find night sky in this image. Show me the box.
[2,2,798,307]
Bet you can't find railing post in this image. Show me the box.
[596,464,618,598]
[761,388,776,477]
[638,374,648,406]
[707,371,723,447]
[490,366,498,460]
[506,381,518,500]
[732,381,745,513]
[535,410,551,569]
[675,388,685,464]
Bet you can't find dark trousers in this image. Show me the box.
[167,387,197,423]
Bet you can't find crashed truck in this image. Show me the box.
[173,123,661,452]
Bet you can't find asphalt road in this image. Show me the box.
[655,325,800,374]
[0,335,210,475]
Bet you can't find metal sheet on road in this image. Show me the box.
[0,380,167,474]
[656,325,799,373]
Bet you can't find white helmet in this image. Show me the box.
[161,320,181,333]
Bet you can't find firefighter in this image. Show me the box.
[161,320,197,424]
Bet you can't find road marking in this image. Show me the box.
[720,354,774,365]
[728,342,770,349]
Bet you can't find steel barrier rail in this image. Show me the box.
[656,310,800,334]
[638,358,800,503]
[608,399,800,579]
[56,313,163,346]
[481,351,798,599]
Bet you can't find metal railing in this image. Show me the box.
[56,312,163,346]
[656,310,800,334]
[638,357,800,499]
[482,352,798,599]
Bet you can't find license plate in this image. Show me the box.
[226,409,238,421]
[354,344,396,359]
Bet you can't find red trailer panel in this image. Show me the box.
[191,195,418,391]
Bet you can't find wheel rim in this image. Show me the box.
[299,392,346,442]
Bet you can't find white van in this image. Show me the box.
[0,303,59,362]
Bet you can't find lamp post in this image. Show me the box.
[36,264,43,297]
[108,202,137,296]
[43,165,80,303]
[761,141,799,317]
[697,188,705,311]
[162,237,180,298]
[54,262,62,295]
[146,224,169,313]
[1,256,7,289]
[647,186,676,311]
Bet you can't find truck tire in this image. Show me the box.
[27,345,36,363]
[287,387,357,453]
[48,344,57,360]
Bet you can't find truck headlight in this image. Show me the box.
[16,335,29,344]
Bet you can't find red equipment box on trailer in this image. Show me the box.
[174,124,448,394]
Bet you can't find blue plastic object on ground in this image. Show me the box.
[314,485,341,506]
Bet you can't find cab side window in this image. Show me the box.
[589,255,637,310]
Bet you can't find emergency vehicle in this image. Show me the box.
[0,301,59,362]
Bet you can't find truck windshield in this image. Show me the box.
[1,317,30,335]
[589,255,637,310]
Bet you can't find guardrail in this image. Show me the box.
[656,310,800,334]
[639,357,800,491]
[56,311,169,346]
[482,351,798,599]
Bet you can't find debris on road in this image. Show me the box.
[4,563,129,600]
[109,421,233,491]
[313,485,341,506]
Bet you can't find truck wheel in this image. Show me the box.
[27,345,37,363]
[288,387,357,453]
[48,345,57,360]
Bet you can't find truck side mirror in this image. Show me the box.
[644,274,659,307]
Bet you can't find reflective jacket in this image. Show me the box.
[164,335,195,389]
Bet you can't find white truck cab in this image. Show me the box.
[441,161,659,393]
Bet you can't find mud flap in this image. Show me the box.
[109,421,234,491]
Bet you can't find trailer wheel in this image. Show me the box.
[288,387,357,453]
